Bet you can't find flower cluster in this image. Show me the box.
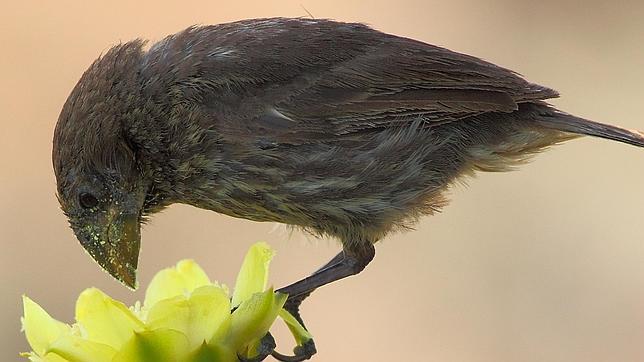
[21,242,312,361]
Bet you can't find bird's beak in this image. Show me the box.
[77,208,141,290]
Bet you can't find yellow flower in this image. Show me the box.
[21,242,313,361]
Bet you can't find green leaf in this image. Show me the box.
[232,242,275,308]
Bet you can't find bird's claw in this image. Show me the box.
[281,294,309,326]
[269,291,316,361]
[237,291,317,362]
[236,331,317,362]
[271,339,317,362]
[237,332,276,362]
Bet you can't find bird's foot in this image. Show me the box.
[270,296,317,361]
[238,332,276,362]
[271,339,317,362]
[236,328,316,362]
[267,243,376,362]
[236,296,317,362]
[280,293,309,327]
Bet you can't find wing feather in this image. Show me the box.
[140,18,559,142]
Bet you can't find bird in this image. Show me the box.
[53,17,643,360]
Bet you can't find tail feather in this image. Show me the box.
[537,110,644,148]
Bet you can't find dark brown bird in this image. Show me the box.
[53,17,643,359]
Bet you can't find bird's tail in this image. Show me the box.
[536,109,644,148]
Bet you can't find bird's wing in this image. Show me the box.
[143,18,558,142]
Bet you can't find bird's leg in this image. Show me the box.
[268,252,346,362]
[280,242,376,300]
[279,250,347,325]
[271,242,375,362]
[313,250,350,274]
[237,255,345,362]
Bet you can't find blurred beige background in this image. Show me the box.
[2,1,643,361]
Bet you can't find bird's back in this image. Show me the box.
[138,17,558,139]
[130,18,641,244]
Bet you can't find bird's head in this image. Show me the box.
[53,40,151,289]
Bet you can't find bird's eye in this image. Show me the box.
[79,192,99,209]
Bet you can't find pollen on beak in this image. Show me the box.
[76,209,141,289]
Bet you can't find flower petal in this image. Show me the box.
[208,313,232,345]
[232,242,275,308]
[279,309,313,346]
[22,295,70,356]
[47,335,117,362]
[225,289,287,356]
[144,260,212,308]
[188,342,237,362]
[75,288,145,349]
[146,285,231,349]
[112,329,189,362]
[25,352,68,362]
